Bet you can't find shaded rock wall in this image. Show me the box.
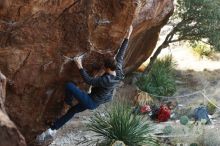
[0,0,173,144]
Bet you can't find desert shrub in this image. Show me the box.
[134,91,154,106]
[87,102,159,146]
[180,116,189,125]
[136,55,176,100]
[190,143,198,146]
[207,99,217,115]
[192,42,213,58]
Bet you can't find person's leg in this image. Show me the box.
[51,104,87,130]
[36,104,88,144]
[64,82,76,106]
[64,82,97,109]
[52,82,98,130]
[150,108,159,120]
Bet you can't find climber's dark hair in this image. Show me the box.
[104,57,117,71]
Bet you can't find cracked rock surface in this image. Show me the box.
[0,0,173,145]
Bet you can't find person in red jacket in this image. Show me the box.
[150,101,175,122]
[157,104,171,122]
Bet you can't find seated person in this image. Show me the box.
[150,101,176,122]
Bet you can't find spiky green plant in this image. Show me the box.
[137,55,176,100]
[87,102,159,146]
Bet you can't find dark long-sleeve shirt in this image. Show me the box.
[79,39,129,105]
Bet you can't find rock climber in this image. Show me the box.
[36,25,133,144]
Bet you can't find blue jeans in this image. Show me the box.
[51,82,98,130]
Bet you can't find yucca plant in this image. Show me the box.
[87,102,159,146]
[137,55,176,100]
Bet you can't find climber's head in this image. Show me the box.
[104,57,117,71]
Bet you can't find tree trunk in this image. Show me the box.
[142,29,175,75]
[143,42,168,75]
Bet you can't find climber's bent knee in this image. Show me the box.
[65,82,76,90]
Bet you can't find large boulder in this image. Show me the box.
[0,0,174,144]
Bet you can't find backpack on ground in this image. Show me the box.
[194,106,211,124]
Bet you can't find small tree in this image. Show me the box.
[144,0,220,74]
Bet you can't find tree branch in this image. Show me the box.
[142,29,175,75]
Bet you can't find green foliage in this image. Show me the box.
[207,99,217,115]
[169,0,220,51]
[87,102,159,146]
[180,116,189,125]
[137,55,176,100]
[163,125,173,135]
[192,42,213,58]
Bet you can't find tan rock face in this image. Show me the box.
[0,0,173,144]
[0,111,27,146]
[0,71,26,146]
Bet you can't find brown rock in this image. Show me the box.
[0,0,174,144]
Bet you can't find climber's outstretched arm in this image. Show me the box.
[74,56,106,87]
[115,25,133,78]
